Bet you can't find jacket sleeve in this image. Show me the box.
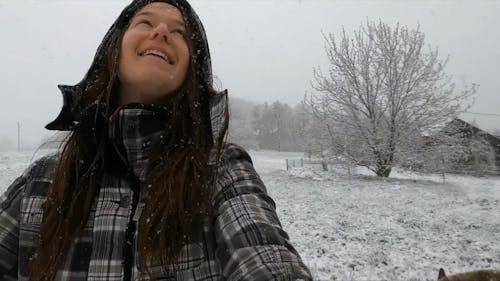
[212,144,312,281]
[0,172,27,280]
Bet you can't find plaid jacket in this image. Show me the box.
[0,107,312,281]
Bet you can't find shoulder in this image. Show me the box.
[26,152,58,181]
[1,152,57,211]
[219,142,254,166]
[212,143,265,199]
[216,143,259,178]
[22,152,59,196]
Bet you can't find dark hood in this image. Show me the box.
[46,0,222,133]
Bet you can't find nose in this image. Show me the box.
[150,23,170,43]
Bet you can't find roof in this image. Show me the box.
[458,112,500,137]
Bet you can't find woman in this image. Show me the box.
[0,0,312,280]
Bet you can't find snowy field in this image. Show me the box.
[1,149,500,281]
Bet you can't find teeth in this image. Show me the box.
[142,49,170,64]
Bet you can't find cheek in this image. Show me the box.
[118,35,136,76]
[117,51,131,80]
[180,47,191,73]
[178,59,190,84]
[121,32,140,58]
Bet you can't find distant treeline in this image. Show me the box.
[227,97,310,152]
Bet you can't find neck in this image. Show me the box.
[118,84,146,106]
[117,82,180,106]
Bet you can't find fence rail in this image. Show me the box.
[286,158,330,171]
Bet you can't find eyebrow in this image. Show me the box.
[134,10,186,27]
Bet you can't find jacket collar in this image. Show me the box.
[109,104,169,181]
[106,91,227,180]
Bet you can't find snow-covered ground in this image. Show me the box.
[0,150,49,188]
[1,149,499,281]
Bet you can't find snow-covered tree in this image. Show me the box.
[492,128,500,137]
[252,101,300,151]
[418,131,469,183]
[466,137,497,176]
[227,97,259,149]
[288,103,315,156]
[252,102,275,150]
[307,20,477,177]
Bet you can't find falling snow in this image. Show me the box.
[1,149,499,281]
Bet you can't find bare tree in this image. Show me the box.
[307,20,477,177]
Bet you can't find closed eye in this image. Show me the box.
[172,29,185,35]
[138,19,153,27]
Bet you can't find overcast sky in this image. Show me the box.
[0,0,499,147]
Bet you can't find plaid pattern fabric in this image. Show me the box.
[0,106,312,280]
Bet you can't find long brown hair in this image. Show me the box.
[30,8,228,280]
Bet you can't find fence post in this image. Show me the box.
[286,159,289,171]
[301,158,303,167]
[322,160,328,171]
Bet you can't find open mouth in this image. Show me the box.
[140,49,172,64]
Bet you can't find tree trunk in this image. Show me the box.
[376,166,392,177]
[373,147,394,177]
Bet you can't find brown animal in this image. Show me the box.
[438,268,500,281]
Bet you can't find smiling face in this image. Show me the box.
[117,2,190,105]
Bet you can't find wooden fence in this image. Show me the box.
[286,158,329,171]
